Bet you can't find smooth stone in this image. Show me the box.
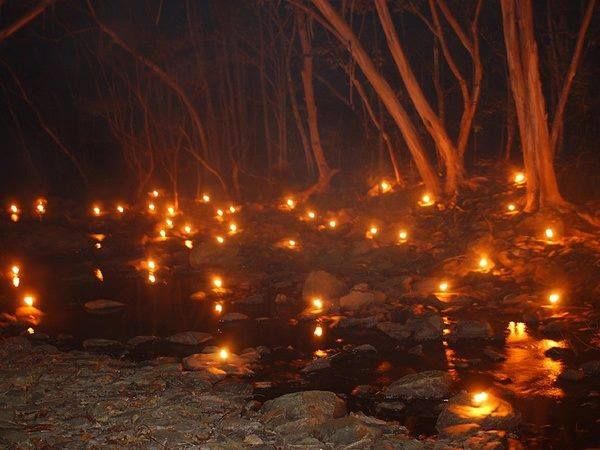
[166,331,212,346]
[339,291,376,311]
[384,370,451,400]
[127,335,160,347]
[302,271,347,301]
[260,391,346,426]
[449,320,493,340]
[220,312,250,322]
[84,299,125,313]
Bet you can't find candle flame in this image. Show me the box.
[545,227,554,239]
[398,230,408,241]
[94,268,104,281]
[312,297,323,310]
[167,206,176,216]
[288,239,296,248]
[27,327,34,334]
[151,190,159,198]
[9,204,19,214]
[439,281,449,292]
[328,220,337,229]
[307,210,316,220]
[479,257,489,269]
[116,204,125,214]
[420,193,434,206]
[216,235,225,244]
[159,229,167,238]
[507,203,516,212]
[184,240,193,249]
[314,325,323,337]
[12,276,20,287]
[548,292,560,304]
[286,198,296,209]
[148,273,156,283]
[23,295,34,307]
[35,199,46,214]
[212,276,223,289]
[92,205,101,216]
[214,303,223,314]
[219,348,229,361]
[165,218,174,229]
[11,265,20,275]
[228,222,238,233]
[472,391,488,405]
[514,172,526,184]
[10,213,19,222]
[183,224,192,234]
[148,202,156,212]
[380,180,391,193]
[202,193,210,203]
[147,259,156,271]
[229,205,236,213]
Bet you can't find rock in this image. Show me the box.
[558,368,585,382]
[190,241,239,267]
[436,392,520,433]
[376,401,405,414]
[544,346,574,360]
[340,291,376,311]
[82,338,122,352]
[315,416,382,446]
[302,271,347,301]
[189,290,207,301]
[484,347,506,362]
[84,299,125,313]
[243,434,264,446]
[581,360,600,377]
[127,335,160,348]
[220,312,249,322]
[335,316,378,329]
[234,294,264,305]
[449,320,493,340]
[438,422,481,438]
[377,322,411,341]
[406,312,443,341]
[260,391,346,427]
[351,385,378,399]
[384,371,451,400]
[166,331,212,346]
[302,358,331,373]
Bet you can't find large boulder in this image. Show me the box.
[448,320,493,341]
[302,271,347,301]
[407,312,443,341]
[436,392,520,434]
[339,290,376,311]
[260,391,346,428]
[384,371,451,401]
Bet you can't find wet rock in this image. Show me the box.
[352,384,378,399]
[302,358,331,373]
[315,416,383,446]
[127,335,160,348]
[334,316,378,328]
[302,270,347,301]
[166,331,212,346]
[484,347,506,362]
[436,392,520,433]
[449,320,493,341]
[377,322,411,341]
[376,401,405,414]
[558,368,585,382]
[406,312,443,341]
[384,370,451,400]
[544,346,574,360]
[220,312,250,322]
[260,391,346,427]
[83,299,125,313]
[580,360,600,377]
[82,338,123,352]
[234,294,264,305]
[339,290,376,311]
[438,422,481,438]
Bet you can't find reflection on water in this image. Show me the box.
[500,321,565,398]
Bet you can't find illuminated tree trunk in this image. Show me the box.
[311,0,441,197]
[501,0,574,210]
[296,10,335,194]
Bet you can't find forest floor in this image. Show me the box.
[1,163,599,449]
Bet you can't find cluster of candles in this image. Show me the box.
[5,199,47,221]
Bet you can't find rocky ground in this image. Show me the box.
[1,166,600,448]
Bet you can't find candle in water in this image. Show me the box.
[27,327,34,335]
[229,205,236,213]
[147,259,156,271]
[472,391,488,406]
[23,295,34,307]
[183,224,192,235]
[9,204,19,214]
[35,199,46,215]
[11,265,19,276]
[12,276,20,287]
[479,256,489,270]
[288,239,296,248]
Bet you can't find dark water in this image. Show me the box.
[1,221,599,449]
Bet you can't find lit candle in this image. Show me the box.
[214,303,223,314]
[11,265,20,276]
[544,227,555,240]
[10,213,19,222]
[286,198,296,210]
[27,327,34,335]
[183,224,192,235]
[216,235,225,244]
[507,203,516,212]
[159,229,167,238]
[94,242,102,249]
[35,199,46,215]
[184,239,193,249]
[151,190,159,198]
[217,209,224,217]
[478,256,489,270]
[312,297,323,310]
[167,206,176,216]
[514,172,526,185]
[212,276,223,289]
[314,325,323,337]
[94,268,104,281]
[23,295,34,307]
[419,193,434,207]
[398,230,408,242]
[148,273,156,283]
[439,281,449,292]
[9,204,19,214]
[288,239,297,248]
[219,348,229,361]
[307,210,316,220]
[147,259,156,271]
[380,180,391,193]
[92,205,101,216]
[366,225,378,239]
[202,193,210,203]
[148,202,156,213]
[116,204,125,214]
[548,292,560,305]
[165,218,174,229]
[471,391,488,406]
[228,222,237,234]
[328,220,337,229]
[228,205,236,213]
[12,276,20,287]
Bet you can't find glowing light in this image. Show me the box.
[398,230,408,242]
[12,276,20,287]
[148,202,156,213]
[380,180,391,193]
[116,204,125,214]
[147,259,156,271]
[545,227,555,240]
[288,239,296,248]
[165,218,174,229]
[419,193,434,207]
[148,273,156,283]
[217,209,224,217]
[228,205,236,213]
[439,281,449,292]
[35,199,46,215]
[10,213,19,222]
[286,198,296,209]
[11,265,20,276]
[514,172,526,185]
[27,327,34,335]
[23,295,34,307]
[216,235,225,244]
[183,224,192,235]
[92,205,101,216]
[151,190,159,198]
[94,242,102,249]
[314,325,323,337]
[159,229,167,238]
[184,240,193,249]
[214,303,223,314]
[478,257,489,270]
[94,268,104,281]
[472,391,488,406]
[202,193,210,203]
[307,210,316,220]
[507,203,516,212]
[212,276,223,289]
[328,220,337,229]
[167,206,176,216]
[9,204,19,214]
[312,297,323,310]
[228,222,238,233]
[219,348,229,361]
[548,292,560,305]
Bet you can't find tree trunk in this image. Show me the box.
[311,0,441,197]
